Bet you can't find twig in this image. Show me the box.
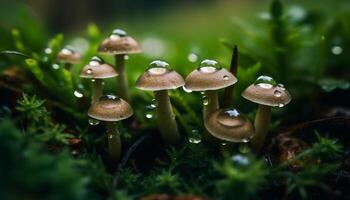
[112,133,151,188]
[222,45,238,108]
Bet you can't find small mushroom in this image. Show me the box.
[184,59,237,143]
[242,75,291,150]
[57,46,81,70]
[88,95,133,161]
[80,56,118,103]
[136,60,184,144]
[204,108,255,142]
[98,29,142,102]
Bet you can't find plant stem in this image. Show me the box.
[106,122,122,162]
[251,105,271,150]
[92,79,102,103]
[115,54,129,101]
[154,90,181,144]
[203,90,220,144]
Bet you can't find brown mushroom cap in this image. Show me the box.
[98,29,141,55]
[80,57,118,79]
[242,75,291,107]
[184,59,237,91]
[57,46,81,64]
[136,60,185,91]
[88,95,133,121]
[205,108,255,143]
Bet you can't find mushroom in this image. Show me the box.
[57,46,81,70]
[136,60,184,144]
[204,108,255,143]
[242,75,291,150]
[80,56,118,103]
[98,29,142,102]
[88,94,133,161]
[184,59,237,142]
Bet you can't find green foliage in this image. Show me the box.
[0,119,91,200]
[272,134,343,199]
[16,94,74,145]
[214,154,268,200]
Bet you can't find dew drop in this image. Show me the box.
[87,69,93,74]
[88,118,100,125]
[331,46,343,55]
[74,90,83,98]
[150,99,157,108]
[147,60,170,75]
[91,79,95,82]
[44,48,52,54]
[254,75,276,89]
[278,103,285,108]
[89,56,103,66]
[221,142,227,146]
[108,134,114,139]
[198,59,220,73]
[145,113,153,119]
[223,75,229,80]
[242,138,250,143]
[274,90,282,97]
[109,29,127,40]
[99,94,119,101]
[188,136,201,144]
[202,96,209,105]
[231,154,250,166]
[182,86,192,93]
[61,47,73,55]
[187,53,198,63]
[52,64,60,70]
[124,55,129,60]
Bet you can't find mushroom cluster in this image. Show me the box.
[66,28,292,162]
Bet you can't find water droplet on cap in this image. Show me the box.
[109,29,127,40]
[89,56,103,66]
[99,94,120,101]
[274,90,282,97]
[147,60,170,75]
[198,59,220,73]
[223,75,229,80]
[254,75,277,89]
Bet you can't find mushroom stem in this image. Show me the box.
[106,122,122,161]
[92,79,103,103]
[203,90,220,144]
[115,54,130,102]
[251,104,271,150]
[154,90,181,144]
[203,90,219,117]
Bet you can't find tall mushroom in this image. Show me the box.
[242,75,291,150]
[136,60,184,144]
[204,108,255,143]
[98,29,141,102]
[57,46,81,70]
[80,56,118,103]
[88,95,133,161]
[184,59,237,143]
